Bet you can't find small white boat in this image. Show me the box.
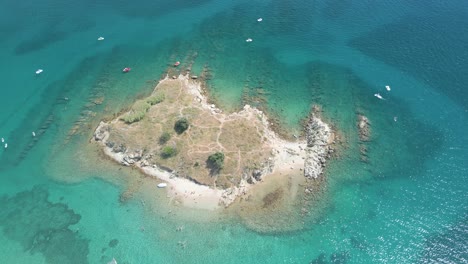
[32,131,36,137]
[246,38,253,42]
[35,69,43,75]
[157,183,167,188]
[98,37,105,41]
[107,258,117,264]
[257,18,263,22]
[394,116,398,122]
[385,85,391,91]
[1,138,4,143]
[374,93,384,100]
[4,143,7,149]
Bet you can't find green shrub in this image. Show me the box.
[121,112,145,123]
[174,118,189,134]
[159,132,171,145]
[207,152,224,170]
[120,100,151,124]
[133,100,151,112]
[160,146,177,158]
[146,93,165,105]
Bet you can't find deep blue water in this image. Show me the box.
[0,0,467,263]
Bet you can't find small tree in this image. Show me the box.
[160,146,177,158]
[174,118,189,134]
[159,132,171,145]
[207,152,225,170]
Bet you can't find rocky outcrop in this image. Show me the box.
[220,180,249,206]
[303,115,333,179]
[93,121,140,167]
[357,115,370,141]
[357,115,371,162]
[94,121,109,142]
[243,158,275,184]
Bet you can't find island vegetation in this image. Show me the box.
[93,75,334,210]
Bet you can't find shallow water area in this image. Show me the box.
[1,0,467,263]
[229,170,307,234]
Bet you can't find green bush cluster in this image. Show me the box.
[159,132,171,145]
[121,100,151,124]
[207,152,225,170]
[146,93,165,105]
[174,118,189,134]
[160,146,177,159]
[133,100,151,112]
[121,113,141,123]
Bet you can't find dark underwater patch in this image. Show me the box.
[108,238,119,248]
[13,17,95,56]
[418,215,468,263]
[321,0,352,20]
[15,30,68,55]
[0,186,89,264]
[110,0,212,18]
[349,11,468,111]
[269,0,318,35]
[309,251,350,264]
[310,253,327,264]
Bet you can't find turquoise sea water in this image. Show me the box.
[0,0,467,263]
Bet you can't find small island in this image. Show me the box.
[93,75,334,210]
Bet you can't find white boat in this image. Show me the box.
[257,18,263,22]
[374,93,384,100]
[394,116,398,122]
[35,69,43,75]
[385,85,391,91]
[32,131,36,137]
[246,38,253,42]
[157,183,167,188]
[107,258,117,264]
[1,138,4,143]
[4,143,7,149]
[98,37,105,41]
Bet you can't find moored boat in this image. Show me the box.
[374,93,384,100]
[157,183,167,188]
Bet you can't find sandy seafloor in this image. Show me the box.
[0,0,467,263]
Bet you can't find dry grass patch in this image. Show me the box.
[102,78,275,189]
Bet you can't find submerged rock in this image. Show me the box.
[0,187,89,264]
[358,115,371,141]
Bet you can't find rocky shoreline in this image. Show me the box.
[92,75,333,209]
[304,114,334,179]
